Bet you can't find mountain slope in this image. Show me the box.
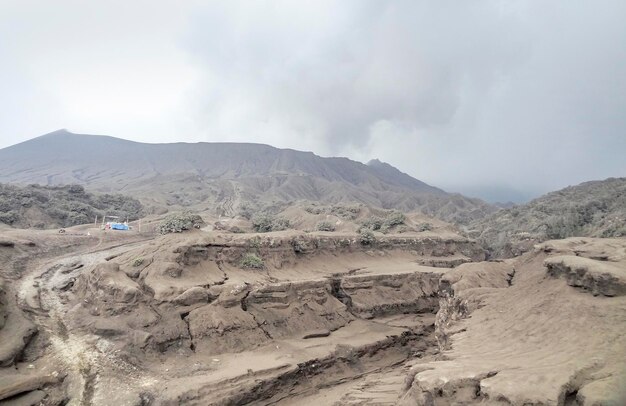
[0,183,143,229]
[469,177,626,257]
[0,130,494,223]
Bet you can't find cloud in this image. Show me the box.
[183,1,527,151]
[0,0,199,143]
[0,0,624,201]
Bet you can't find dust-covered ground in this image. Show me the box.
[0,219,624,405]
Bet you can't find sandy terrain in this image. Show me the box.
[0,223,624,405]
[403,237,626,405]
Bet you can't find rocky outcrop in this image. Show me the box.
[84,263,142,304]
[340,271,441,318]
[172,286,213,306]
[545,255,626,296]
[245,280,353,339]
[187,304,270,354]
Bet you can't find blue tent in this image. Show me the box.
[111,223,129,230]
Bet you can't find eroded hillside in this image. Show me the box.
[469,177,626,257]
[1,221,624,405]
[403,237,626,405]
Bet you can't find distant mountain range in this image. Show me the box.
[0,130,495,223]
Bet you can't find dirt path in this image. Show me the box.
[16,236,155,405]
[216,180,242,218]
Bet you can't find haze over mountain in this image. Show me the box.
[0,130,494,223]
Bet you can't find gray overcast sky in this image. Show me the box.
[1,1,625,202]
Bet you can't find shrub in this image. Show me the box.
[359,229,375,245]
[67,212,90,226]
[418,222,433,232]
[158,211,204,234]
[316,221,336,232]
[251,214,290,233]
[132,258,144,267]
[241,253,264,269]
[291,237,318,253]
[248,236,262,248]
[271,217,290,231]
[304,204,360,220]
[291,238,306,253]
[251,214,273,232]
[383,211,406,228]
[371,211,407,233]
[0,211,18,225]
[68,184,86,195]
[360,216,383,231]
[304,206,323,215]
[338,238,351,247]
[330,205,361,220]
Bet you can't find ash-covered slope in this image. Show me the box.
[0,183,143,229]
[469,177,626,257]
[0,130,494,222]
[0,130,440,191]
[403,237,626,405]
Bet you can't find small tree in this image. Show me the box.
[251,214,290,232]
[252,214,272,232]
[360,216,383,231]
[359,229,375,245]
[158,211,204,234]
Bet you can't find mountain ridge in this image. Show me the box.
[0,130,494,223]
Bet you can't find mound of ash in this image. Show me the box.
[402,237,626,405]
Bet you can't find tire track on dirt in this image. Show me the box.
[17,238,154,405]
